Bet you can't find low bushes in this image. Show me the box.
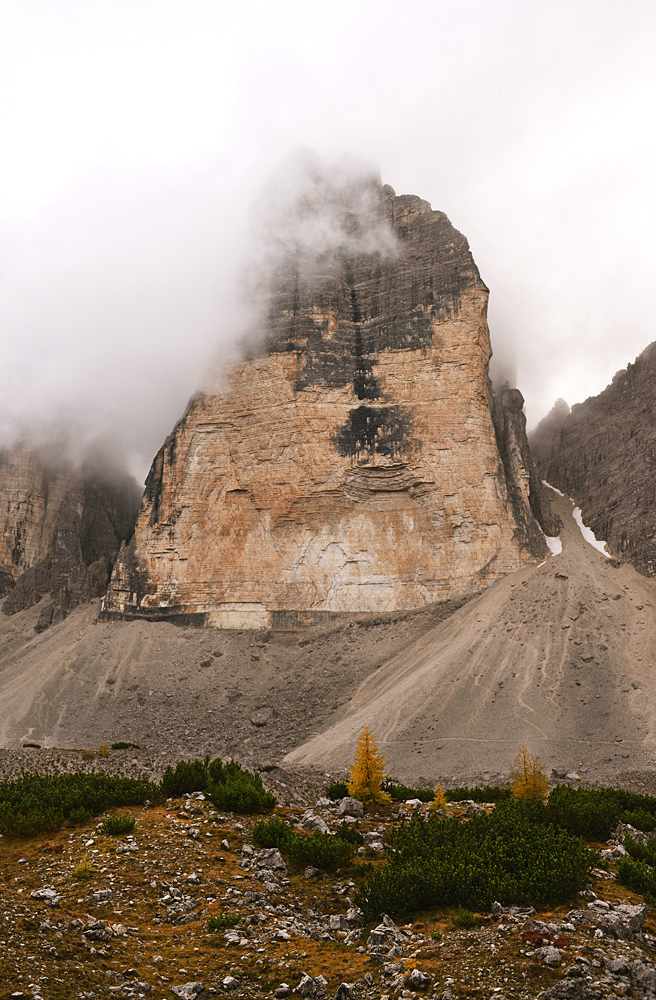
[624,832,656,866]
[0,773,159,837]
[547,786,656,841]
[159,756,276,814]
[102,814,136,836]
[0,753,275,837]
[252,815,354,871]
[326,781,349,801]
[335,820,364,846]
[617,832,656,899]
[160,758,211,798]
[355,798,596,921]
[446,786,512,804]
[382,780,434,803]
[208,913,241,931]
[382,781,512,805]
[617,857,656,898]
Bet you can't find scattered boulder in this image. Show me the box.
[407,968,431,989]
[537,980,585,1000]
[536,945,562,965]
[297,810,329,834]
[82,920,112,942]
[630,960,656,992]
[90,889,111,903]
[296,973,316,997]
[255,847,287,873]
[30,888,61,907]
[582,901,648,939]
[366,914,407,960]
[250,708,272,727]
[363,830,385,851]
[338,797,363,818]
[172,985,205,1000]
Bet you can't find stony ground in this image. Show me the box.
[4,770,656,1000]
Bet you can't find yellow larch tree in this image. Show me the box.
[510,743,549,802]
[429,781,448,811]
[347,726,391,806]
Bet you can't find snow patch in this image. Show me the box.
[543,480,565,497]
[572,507,612,558]
[545,535,563,556]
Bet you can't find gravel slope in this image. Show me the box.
[286,490,656,787]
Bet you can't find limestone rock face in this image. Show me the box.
[0,447,141,627]
[105,185,550,628]
[530,341,656,576]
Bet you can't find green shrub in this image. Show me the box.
[252,814,353,871]
[326,781,349,800]
[547,786,656,841]
[111,742,140,750]
[288,831,354,871]
[335,820,364,846]
[446,785,512,804]
[382,779,434,803]
[624,832,656,866]
[451,906,478,928]
[253,815,292,850]
[160,757,211,798]
[207,760,276,814]
[617,856,656,896]
[208,913,241,930]
[102,814,136,836]
[159,756,275,814]
[23,743,41,749]
[355,798,595,921]
[546,786,620,840]
[621,809,656,834]
[0,772,159,837]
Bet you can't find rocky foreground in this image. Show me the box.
[4,770,656,1000]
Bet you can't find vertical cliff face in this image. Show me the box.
[105,183,548,629]
[529,341,656,577]
[0,448,141,628]
[490,383,562,543]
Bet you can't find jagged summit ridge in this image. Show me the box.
[104,183,553,629]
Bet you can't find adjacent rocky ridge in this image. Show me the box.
[104,182,556,629]
[0,447,141,629]
[530,341,656,577]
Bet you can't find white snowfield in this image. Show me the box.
[542,480,612,558]
[572,506,612,558]
[545,535,563,556]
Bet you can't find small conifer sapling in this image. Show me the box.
[347,726,391,807]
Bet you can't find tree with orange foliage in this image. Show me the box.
[429,781,448,811]
[510,743,549,802]
[347,726,391,807]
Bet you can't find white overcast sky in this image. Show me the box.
[1,0,655,480]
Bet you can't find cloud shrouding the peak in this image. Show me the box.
[0,1,654,479]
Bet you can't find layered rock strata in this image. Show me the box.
[530,341,656,577]
[0,447,141,628]
[105,184,554,629]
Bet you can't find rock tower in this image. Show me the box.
[104,182,554,628]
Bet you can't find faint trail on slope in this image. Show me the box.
[286,491,656,785]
